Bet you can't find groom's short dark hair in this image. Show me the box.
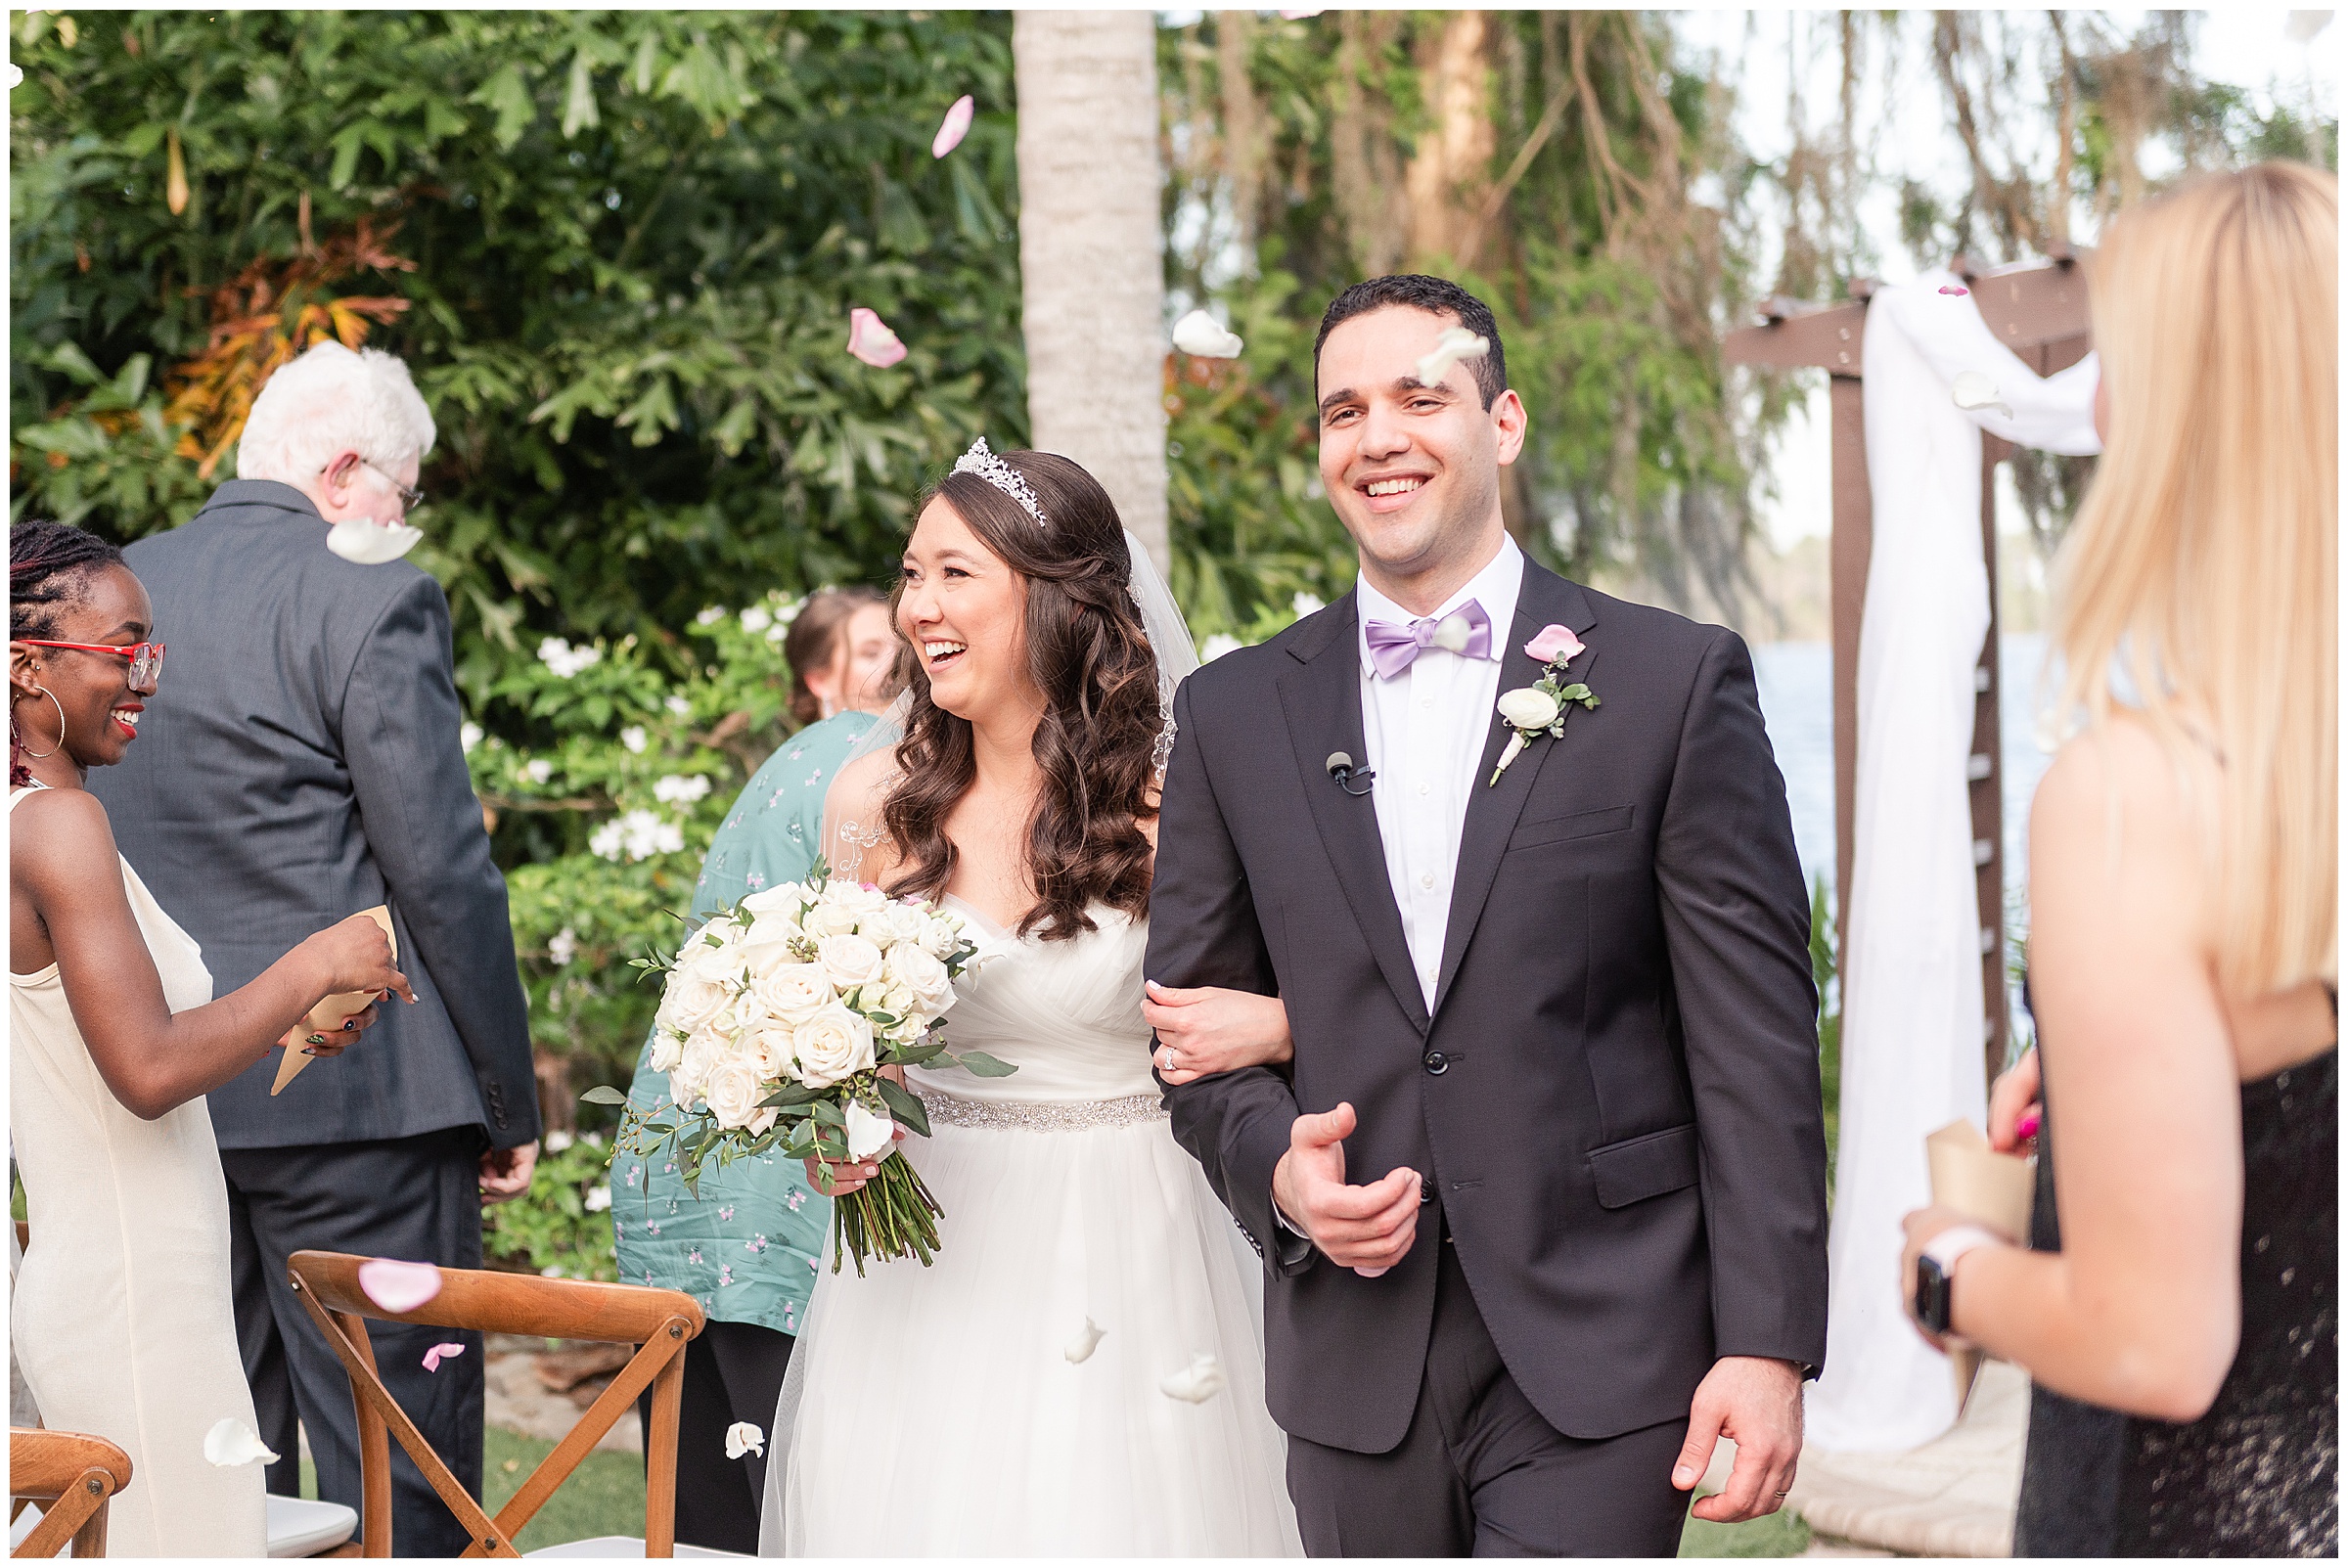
[1314,275,1509,410]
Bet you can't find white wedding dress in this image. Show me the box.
[759,896,1302,1556]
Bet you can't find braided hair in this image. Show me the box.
[11,520,125,786]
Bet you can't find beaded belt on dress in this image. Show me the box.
[916,1086,1169,1132]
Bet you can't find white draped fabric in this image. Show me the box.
[1805,272,2100,1454]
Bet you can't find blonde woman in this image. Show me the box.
[1899,163,2336,1556]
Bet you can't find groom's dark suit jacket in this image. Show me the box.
[1150,558,1829,1454]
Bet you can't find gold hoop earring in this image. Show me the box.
[15,687,66,760]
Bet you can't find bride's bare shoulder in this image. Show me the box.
[826,745,902,818]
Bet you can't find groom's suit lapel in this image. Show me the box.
[1277,592,1431,1033]
[1431,562,1601,1013]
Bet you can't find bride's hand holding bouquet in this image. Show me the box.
[587,862,1011,1275]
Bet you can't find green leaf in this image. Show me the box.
[578,1085,629,1105]
[874,1077,930,1138]
[471,63,536,150]
[951,1050,1018,1079]
[562,50,600,138]
[757,1081,828,1109]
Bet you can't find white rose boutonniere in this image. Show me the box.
[1490,623,1598,785]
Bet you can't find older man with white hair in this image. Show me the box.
[92,340,540,1557]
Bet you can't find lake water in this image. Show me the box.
[1750,634,2054,919]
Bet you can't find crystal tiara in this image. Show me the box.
[949,436,1048,528]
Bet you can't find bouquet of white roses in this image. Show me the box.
[585,862,1010,1276]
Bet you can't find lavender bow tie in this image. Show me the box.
[1364,600,1493,680]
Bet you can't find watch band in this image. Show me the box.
[1924,1224,2005,1272]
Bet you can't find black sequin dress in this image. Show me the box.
[2013,1049,2338,1556]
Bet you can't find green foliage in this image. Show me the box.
[12,9,1026,703]
[10,9,1025,1134]
[1810,874,1841,1199]
[483,1128,622,1283]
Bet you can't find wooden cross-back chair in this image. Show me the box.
[286,1250,704,1558]
[9,1428,131,1559]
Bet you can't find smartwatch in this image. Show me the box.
[1913,1224,2004,1336]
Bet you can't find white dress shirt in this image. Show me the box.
[1355,536,1525,1008]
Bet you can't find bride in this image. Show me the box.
[758,442,1303,1556]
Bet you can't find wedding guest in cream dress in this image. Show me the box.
[9,521,411,1557]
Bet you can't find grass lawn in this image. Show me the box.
[302,1429,1807,1555]
[300,1428,647,1552]
[1680,1502,1814,1557]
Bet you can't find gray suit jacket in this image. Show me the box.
[91,480,539,1152]
[1150,559,1829,1453]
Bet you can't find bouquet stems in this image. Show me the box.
[830,1153,945,1276]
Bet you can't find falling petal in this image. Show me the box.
[1159,1353,1226,1404]
[327,519,424,564]
[1938,285,1970,296]
[931,94,974,159]
[1064,1318,1106,1364]
[166,125,189,217]
[4,65,21,89]
[203,1417,281,1468]
[422,1342,468,1373]
[1414,326,1490,387]
[846,306,908,369]
[1950,370,2014,420]
[724,1421,766,1459]
[1280,9,1324,17]
[357,1258,443,1315]
[1170,308,1244,360]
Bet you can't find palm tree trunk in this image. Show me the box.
[1014,11,1169,571]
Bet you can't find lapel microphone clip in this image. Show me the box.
[1325,751,1377,797]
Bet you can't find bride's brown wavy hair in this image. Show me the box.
[880,450,1163,941]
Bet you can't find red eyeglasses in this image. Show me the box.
[17,640,165,692]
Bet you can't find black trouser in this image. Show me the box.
[635,1319,797,1554]
[1285,1236,1691,1557]
[221,1128,486,1559]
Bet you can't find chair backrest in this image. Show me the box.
[10,1428,132,1559]
[286,1251,704,1558]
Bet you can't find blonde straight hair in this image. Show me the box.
[2051,161,2337,997]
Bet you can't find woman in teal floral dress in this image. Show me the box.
[615,587,895,1552]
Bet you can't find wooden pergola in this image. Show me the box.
[1724,256,2091,1089]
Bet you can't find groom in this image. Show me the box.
[1150,275,1829,1555]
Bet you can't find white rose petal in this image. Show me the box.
[724,1421,766,1460]
[1496,686,1562,732]
[745,1022,796,1080]
[789,1003,877,1089]
[203,1417,282,1468]
[657,974,735,1038]
[843,1098,896,1161]
[803,899,862,939]
[326,518,424,565]
[1171,308,1244,359]
[1064,1318,1106,1365]
[1159,1354,1227,1404]
[1414,325,1491,387]
[649,1030,684,1072]
[815,933,886,994]
[1950,370,2014,420]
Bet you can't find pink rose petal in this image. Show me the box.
[422,1342,468,1373]
[931,95,974,159]
[846,307,907,369]
[357,1258,443,1315]
[1523,623,1584,664]
[1939,285,1969,296]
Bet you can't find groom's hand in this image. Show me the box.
[1271,1102,1422,1277]
[1673,1356,1804,1522]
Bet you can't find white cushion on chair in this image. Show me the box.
[267,1495,359,1557]
[522,1536,750,1558]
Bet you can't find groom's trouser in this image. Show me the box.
[222,1129,485,1559]
[1285,1235,1691,1557]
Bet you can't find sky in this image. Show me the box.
[1678,8,2341,549]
